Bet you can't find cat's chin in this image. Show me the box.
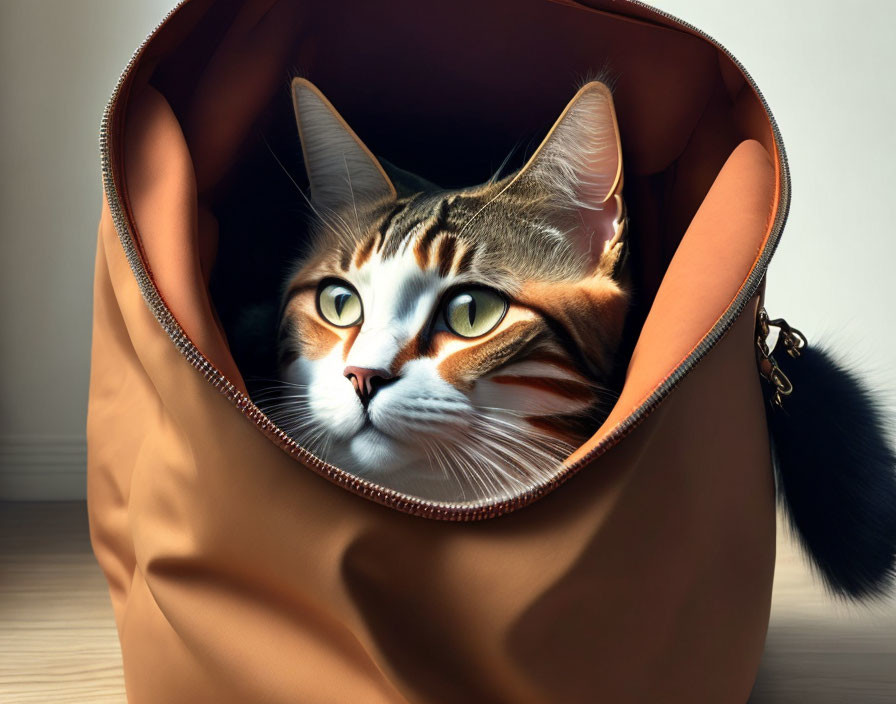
[329,425,428,480]
[328,424,479,501]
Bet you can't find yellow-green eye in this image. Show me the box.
[443,288,507,338]
[317,281,363,327]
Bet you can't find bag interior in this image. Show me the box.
[112,0,780,502]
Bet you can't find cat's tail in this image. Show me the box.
[763,329,896,600]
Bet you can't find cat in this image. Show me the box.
[271,77,629,502]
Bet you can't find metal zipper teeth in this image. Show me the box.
[100,0,790,522]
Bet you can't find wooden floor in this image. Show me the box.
[1,502,894,703]
[0,502,125,703]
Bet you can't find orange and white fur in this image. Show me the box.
[274,78,628,501]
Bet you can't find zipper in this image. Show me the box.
[756,308,806,407]
[100,0,790,521]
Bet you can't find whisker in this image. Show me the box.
[261,136,362,249]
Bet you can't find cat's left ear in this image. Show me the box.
[510,82,625,272]
[291,78,396,213]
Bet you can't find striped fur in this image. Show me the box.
[270,78,629,502]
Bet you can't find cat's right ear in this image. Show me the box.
[291,78,396,213]
[506,81,625,274]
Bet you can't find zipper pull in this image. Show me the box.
[757,307,807,408]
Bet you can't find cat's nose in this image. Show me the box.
[344,366,397,406]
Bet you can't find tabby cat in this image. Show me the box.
[273,78,629,502]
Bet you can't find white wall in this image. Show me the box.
[0,0,893,499]
[643,0,896,381]
[0,1,174,499]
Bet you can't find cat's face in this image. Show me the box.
[274,79,628,501]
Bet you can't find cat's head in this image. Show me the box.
[275,78,628,500]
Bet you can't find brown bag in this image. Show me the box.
[88,1,789,701]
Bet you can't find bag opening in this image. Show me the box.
[107,0,783,510]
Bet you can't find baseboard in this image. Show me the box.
[0,436,87,500]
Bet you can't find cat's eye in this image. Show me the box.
[443,288,507,338]
[317,280,363,327]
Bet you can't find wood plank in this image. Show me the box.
[752,520,896,702]
[0,502,126,704]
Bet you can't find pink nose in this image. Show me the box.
[344,366,397,406]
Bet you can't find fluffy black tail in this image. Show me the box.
[766,343,896,600]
